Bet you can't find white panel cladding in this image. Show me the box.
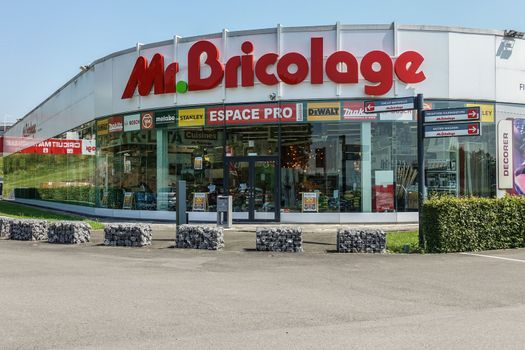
[496,69,525,104]
[134,44,176,112]
[94,58,114,117]
[397,29,449,99]
[339,29,397,98]
[224,33,279,103]
[340,29,394,56]
[495,37,525,104]
[111,51,140,115]
[449,32,496,100]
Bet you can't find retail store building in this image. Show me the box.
[4,23,525,223]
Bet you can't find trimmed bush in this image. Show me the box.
[422,195,525,253]
[14,186,97,206]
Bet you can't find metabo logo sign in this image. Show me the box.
[121,37,426,99]
[155,110,176,128]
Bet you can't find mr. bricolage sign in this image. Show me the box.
[121,37,426,99]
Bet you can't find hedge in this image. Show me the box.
[422,195,525,253]
[14,186,97,206]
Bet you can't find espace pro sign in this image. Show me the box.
[121,37,426,99]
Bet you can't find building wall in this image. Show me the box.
[2,24,520,221]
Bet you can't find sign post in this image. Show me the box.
[423,107,480,123]
[364,96,416,113]
[424,122,481,138]
[418,105,481,247]
[176,180,187,226]
[416,94,425,248]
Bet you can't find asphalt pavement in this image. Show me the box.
[1,229,525,349]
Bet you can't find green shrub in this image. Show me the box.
[423,195,525,253]
[14,186,96,206]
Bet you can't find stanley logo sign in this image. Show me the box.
[307,102,340,121]
[179,108,205,127]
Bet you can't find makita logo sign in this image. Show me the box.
[122,37,426,99]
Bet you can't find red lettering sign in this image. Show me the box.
[20,138,87,155]
[122,37,426,99]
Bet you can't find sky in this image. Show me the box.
[1,0,524,122]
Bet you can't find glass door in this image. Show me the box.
[227,160,250,220]
[253,159,277,220]
[225,156,279,222]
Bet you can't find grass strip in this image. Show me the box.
[0,201,104,229]
[386,231,421,253]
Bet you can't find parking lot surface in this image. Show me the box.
[1,228,525,349]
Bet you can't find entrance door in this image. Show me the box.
[225,156,279,222]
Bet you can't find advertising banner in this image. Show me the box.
[20,138,85,155]
[194,156,203,170]
[122,192,134,209]
[124,114,141,131]
[307,102,340,121]
[342,102,377,121]
[3,136,41,154]
[179,108,205,127]
[466,103,494,123]
[141,112,154,129]
[192,193,207,211]
[155,110,176,127]
[96,118,109,135]
[301,192,318,212]
[108,116,123,133]
[82,139,96,155]
[513,119,525,194]
[374,185,395,212]
[207,103,303,125]
[373,170,394,212]
[498,120,513,190]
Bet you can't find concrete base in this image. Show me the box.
[11,198,418,224]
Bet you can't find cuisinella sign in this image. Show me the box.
[121,37,426,99]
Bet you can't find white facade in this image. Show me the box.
[6,24,525,155]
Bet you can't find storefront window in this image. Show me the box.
[95,129,156,209]
[165,126,225,212]
[425,100,496,198]
[226,125,279,156]
[4,122,96,206]
[280,123,362,213]
[3,99,497,216]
